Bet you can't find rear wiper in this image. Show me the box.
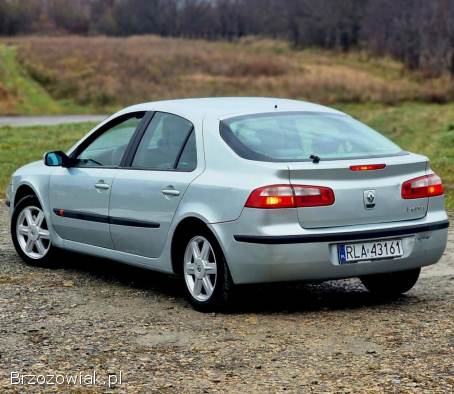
[309,154,320,164]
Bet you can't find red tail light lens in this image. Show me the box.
[245,185,295,208]
[401,173,444,199]
[245,185,335,208]
[350,164,386,171]
[293,185,335,207]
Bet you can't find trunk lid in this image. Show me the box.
[288,153,429,229]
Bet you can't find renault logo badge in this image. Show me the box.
[364,190,376,209]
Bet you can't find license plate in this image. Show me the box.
[338,239,404,264]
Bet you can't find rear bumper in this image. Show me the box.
[210,209,449,285]
[234,220,449,244]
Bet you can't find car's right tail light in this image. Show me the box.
[401,173,444,199]
[245,184,335,208]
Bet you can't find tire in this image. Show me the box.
[178,226,235,312]
[11,195,59,267]
[360,268,421,297]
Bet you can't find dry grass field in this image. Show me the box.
[1,35,453,115]
[0,36,452,208]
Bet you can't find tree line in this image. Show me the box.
[1,0,454,77]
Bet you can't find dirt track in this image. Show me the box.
[0,204,453,393]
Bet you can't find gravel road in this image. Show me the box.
[0,205,452,393]
[0,115,107,127]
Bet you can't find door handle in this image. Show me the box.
[94,181,110,190]
[161,189,180,197]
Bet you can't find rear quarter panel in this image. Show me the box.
[177,115,290,224]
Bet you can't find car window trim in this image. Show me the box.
[69,111,148,168]
[121,111,156,167]
[126,111,197,172]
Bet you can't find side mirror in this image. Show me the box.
[43,151,73,167]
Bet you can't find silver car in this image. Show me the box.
[6,98,449,311]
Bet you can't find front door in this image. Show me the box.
[109,111,200,257]
[49,112,145,248]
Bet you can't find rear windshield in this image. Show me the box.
[220,112,403,162]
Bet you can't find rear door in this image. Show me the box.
[289,153,428,229]
[49,112,145,248]
[109,111,201,258]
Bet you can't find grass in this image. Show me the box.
[337,102,454,209]
[0,45,90,115]
[0,102,453,210]
[1,36,453,116]
[0,122,95,194]
[0,45,60,115]
[0,35,451,208]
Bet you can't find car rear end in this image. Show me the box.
[209,110,449,284]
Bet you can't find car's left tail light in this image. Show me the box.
[245,184,335,208]
[401,173,444,199]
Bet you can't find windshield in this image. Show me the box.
[220,112,403,162]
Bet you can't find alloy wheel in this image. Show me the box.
[16,206,51,259]
[183,235,217,302]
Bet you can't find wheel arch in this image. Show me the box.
[14,183,40,207]
[170,216,224,276]
[12,180,64,249]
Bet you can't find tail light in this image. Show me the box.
[293,185,335,207]
[245,184,335,208]
[401,173,444,199]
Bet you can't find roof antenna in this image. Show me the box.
[274,104,278,109]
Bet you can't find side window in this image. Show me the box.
[177,131,197,171]
[76,114,143,167]
[132,112,195,170]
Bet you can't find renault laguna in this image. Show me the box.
[6,98,449,311]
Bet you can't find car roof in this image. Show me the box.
[117,97,344,121]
